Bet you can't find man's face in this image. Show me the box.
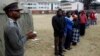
[9,10,21,20]
[62,12,66,16]
[58,11,62,16]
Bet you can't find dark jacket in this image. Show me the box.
[52,15,65,37]
[64,17,73,33]
[73,19,80,29]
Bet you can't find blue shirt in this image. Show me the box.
[64,17,73,33]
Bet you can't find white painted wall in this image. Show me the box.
[37,2,51,10]
[59,2,84,11]
[21,2,60,11]
[77,2,84,11]
[53,2,60,10]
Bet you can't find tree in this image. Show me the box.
[83,0,95,10]
[90,3,100,10]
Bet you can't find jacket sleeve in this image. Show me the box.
[52,16,59,32]
[6,27,27,50]
[60,17,66,34]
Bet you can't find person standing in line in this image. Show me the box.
[71,11,80,46]
[90,10,97,25]
[79,10,87,36]
[52,9,65,56]
[94,11,97,25]
[86,11,91,28]
[64,11,73,50]
[62,11,68,52]
[3,2,37,56]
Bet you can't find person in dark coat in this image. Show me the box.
[52,9,65,56]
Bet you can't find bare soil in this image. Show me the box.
[25,14,100,56]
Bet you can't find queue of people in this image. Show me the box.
[52,9,97,56]
[1,2,97,56]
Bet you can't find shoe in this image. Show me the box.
[55,52,59,56]
[58,52,64,56]
[63,49,66,52]
[72,42,77,46]
[66,47,72,50]
[55,55,60,56]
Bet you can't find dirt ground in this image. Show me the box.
[25,14,100,56]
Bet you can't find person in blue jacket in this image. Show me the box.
[64,11,73,50]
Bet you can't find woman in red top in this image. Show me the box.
[90,11,97,25]
[79,10,87,36]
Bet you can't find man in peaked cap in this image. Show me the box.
[3,2,37,56]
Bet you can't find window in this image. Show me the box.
[41,7,44,8]
[28,3,32,5]
[39,7,44,9]
[28,7,32,9]
[33,7,36,9]
[55,7,59,9]
[61,3,71,6]
[21,3,24,5]
[54,3,59,5]
[39,3,43,5]
[33,3,36,5]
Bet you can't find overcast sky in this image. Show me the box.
[58,0,74,1]
[58,0,100,2]
[97,0,100,2]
